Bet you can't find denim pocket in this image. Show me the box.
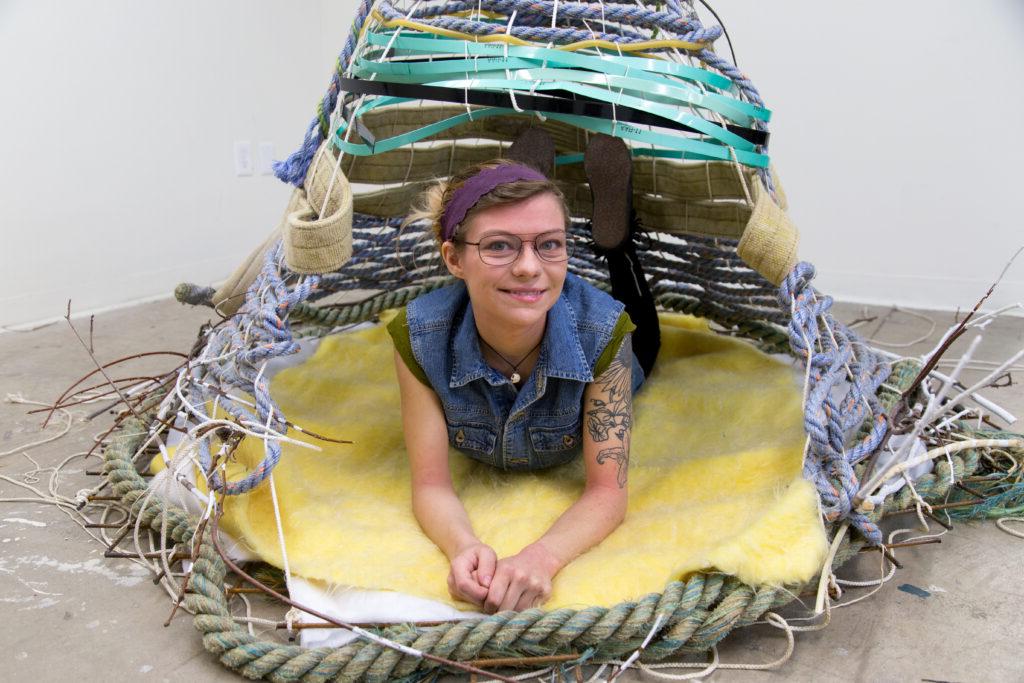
[529,418,582,454]
[447,421,498,464]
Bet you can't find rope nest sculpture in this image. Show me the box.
[95,0,1023,679]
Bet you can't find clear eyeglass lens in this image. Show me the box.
[477,231,572,264]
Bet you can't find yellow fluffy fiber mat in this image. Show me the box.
[206,312,826,609]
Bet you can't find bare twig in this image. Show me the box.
[887,498,984,516]
[858,537,941,552]
[900,245,1022,404]
[42,343,186,428]
[858,247,1023,495]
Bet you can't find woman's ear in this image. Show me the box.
[441,241,465,279]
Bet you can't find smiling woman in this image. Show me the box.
[385,130,661,612]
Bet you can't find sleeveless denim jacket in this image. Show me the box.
[406,273,644,471]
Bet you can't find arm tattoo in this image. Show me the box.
[587,334,632,488]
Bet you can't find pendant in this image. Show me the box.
[510,372,521,384]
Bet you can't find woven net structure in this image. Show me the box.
[96,1,1024,679]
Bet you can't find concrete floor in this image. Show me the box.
[1,297,1022,682]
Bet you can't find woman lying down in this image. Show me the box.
[387,131,660,613]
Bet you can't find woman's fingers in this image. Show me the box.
[476,546,497,588]
[503,575,550,612]
[484,567,551,613]
[448,548,490,603]
[483,572,510,614]
[513,583,548,611]
[449,569,487,603]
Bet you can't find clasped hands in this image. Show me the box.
[447,541,562,613]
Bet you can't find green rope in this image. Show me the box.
[290,278,791,354]
[291,279,453,328]
[98,311,1021,682]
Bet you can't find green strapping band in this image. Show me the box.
[364,31,737,91]
[352,60,767,126]
[333,98,769,167]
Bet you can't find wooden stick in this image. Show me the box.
[466,654,581,668]
[858,250,1022,495]
[163,512,212,627]
[64,300,143,424]
[859,538,941,552]
[86,469,153,477]
[878,545,903,569]
[956,481,989,499]
[275,618,475,630]
[922,508,953,530]
[105,550,188,561]
[887,498,983,516]
[41,349,186,428]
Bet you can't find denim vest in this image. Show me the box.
[406,273,643,471]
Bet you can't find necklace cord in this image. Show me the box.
[477,333,543,383]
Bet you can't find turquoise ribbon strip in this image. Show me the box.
[332,96,769,167]
[363,31,741,93]
[352,58,768,126]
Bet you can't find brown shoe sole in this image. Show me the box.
[585,133,633,251]
[507,127,555,178]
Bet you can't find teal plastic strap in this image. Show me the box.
[351,58,768,126]
[424,77,754,149]
[332,97,768,167]
[363,31,737,92]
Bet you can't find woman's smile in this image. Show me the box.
[500,287,547,304]
[442,191,569,338]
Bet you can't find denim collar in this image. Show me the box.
[449,281,593,388]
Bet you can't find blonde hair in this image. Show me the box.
[404,159,569,245]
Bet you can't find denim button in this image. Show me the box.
[562,434,575,447]
[454,429,465,445]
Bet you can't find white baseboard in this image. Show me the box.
[0,255,238,332]
[811,268,1023,318]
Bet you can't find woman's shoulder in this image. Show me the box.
[406,281,469,331]
[561,273,624,330]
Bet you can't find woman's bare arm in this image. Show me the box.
[483,335,632,612]
[394,350,496,604]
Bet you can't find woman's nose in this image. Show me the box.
[511,241,543,275]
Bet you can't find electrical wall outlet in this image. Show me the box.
[234,141,254,176]
[257,142,276,176]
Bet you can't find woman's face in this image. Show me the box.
[441,191,568,335]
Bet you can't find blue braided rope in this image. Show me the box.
[780,262,890,544]
[377,1,722,45]
[409,0,707,38]
[187,242,321,495]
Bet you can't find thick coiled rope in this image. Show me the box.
[101,359,1000,682]
[385,0,723,45]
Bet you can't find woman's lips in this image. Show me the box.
[501,288,546,303]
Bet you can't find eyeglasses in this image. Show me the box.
[459,230,574,266]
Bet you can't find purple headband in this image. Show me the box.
[440,163,546,241]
